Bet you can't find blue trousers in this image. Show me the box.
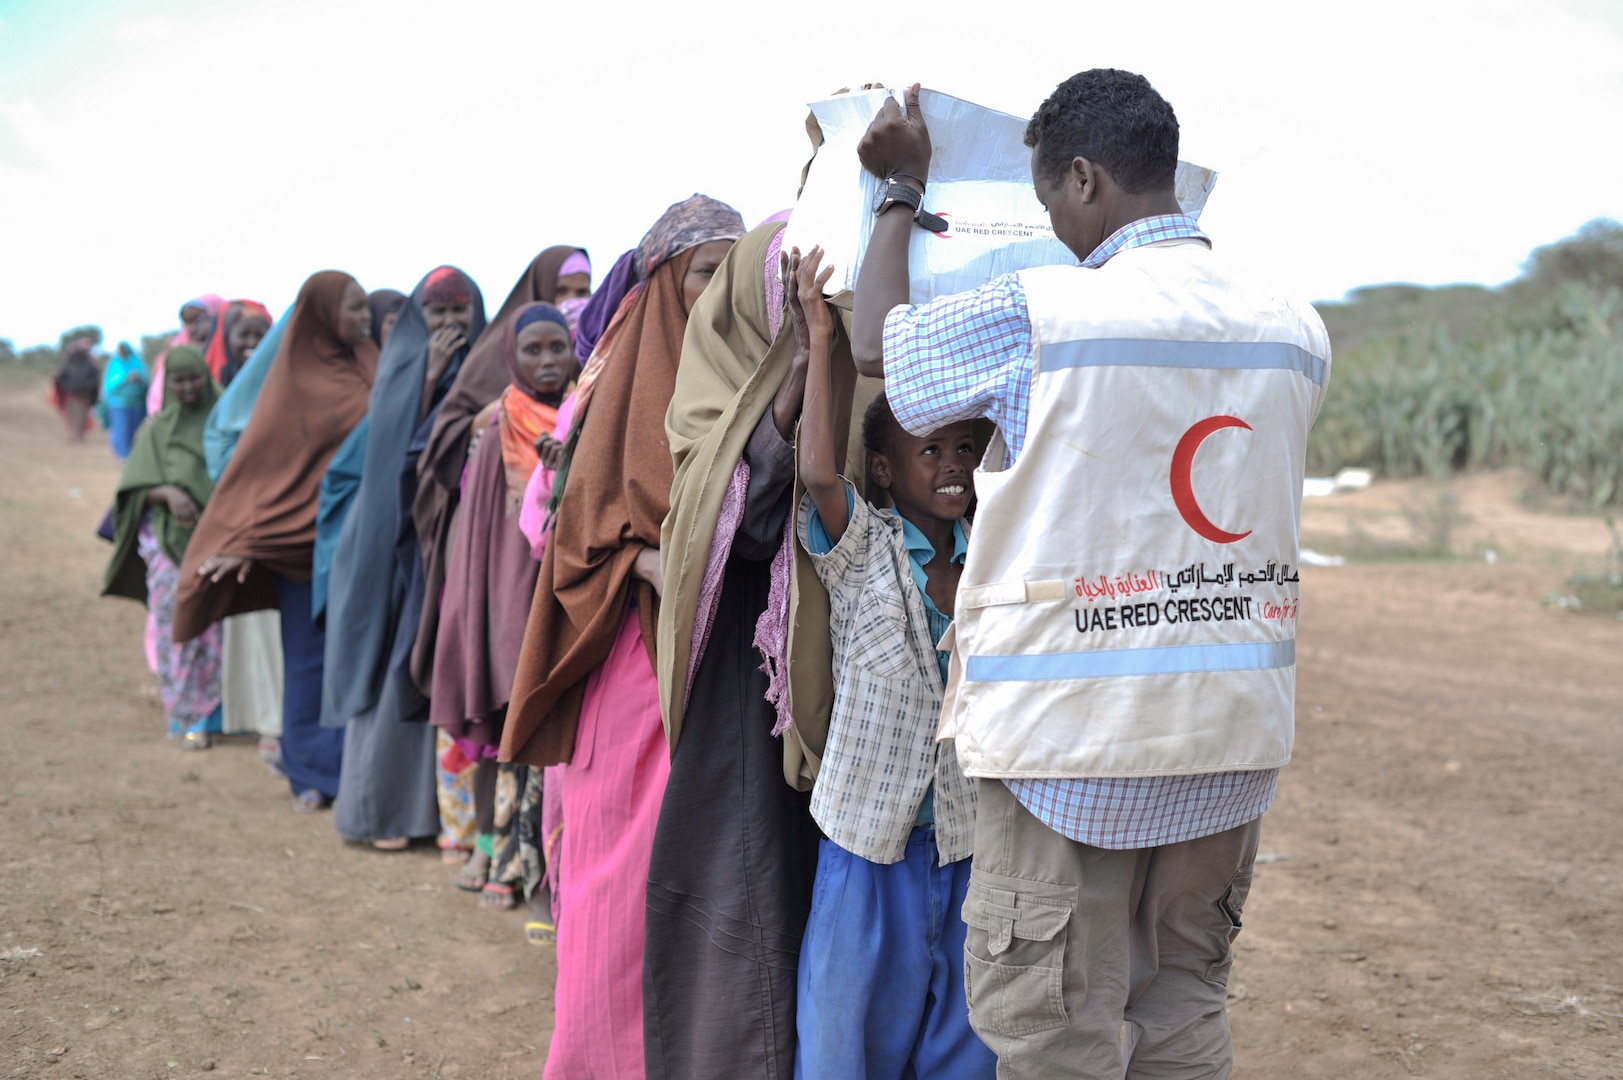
[108,406,144,461]
[275,575,343,799]
[796,830,996,1080]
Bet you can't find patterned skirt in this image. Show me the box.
[137,515,223,737]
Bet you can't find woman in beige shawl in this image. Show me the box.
[647,219,881,1078]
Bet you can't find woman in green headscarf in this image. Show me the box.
[103,346,226,748]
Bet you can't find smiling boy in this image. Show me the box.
[787,245,995,1079]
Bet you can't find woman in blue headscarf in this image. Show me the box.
[319,265,487,849]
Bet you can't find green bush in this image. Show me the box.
[1310,280,1623,509]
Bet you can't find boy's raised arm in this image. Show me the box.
[791,246,849,544]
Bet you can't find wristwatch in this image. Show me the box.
[872,176,949,233]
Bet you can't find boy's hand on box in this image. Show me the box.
[783,248,813,358]
[794,246,836,341]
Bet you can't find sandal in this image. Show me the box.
[453,851,490,892]
[480,882,517,911]
[441,847,472,866]
[292,789,330,813]
[525,921,557,946]
[181,730,211,751]
[257,737,281,763]
[371,838,410,851]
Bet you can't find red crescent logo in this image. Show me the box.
[1170,415,1253,544]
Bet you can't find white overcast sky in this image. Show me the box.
[2,0,1621,348]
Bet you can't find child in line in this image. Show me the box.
[788,246,995,1079]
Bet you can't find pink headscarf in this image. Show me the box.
[145,295,224,416]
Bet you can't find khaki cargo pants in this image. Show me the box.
[963,779,1260,1079]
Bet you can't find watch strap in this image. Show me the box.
[874,176,947,233]
[876,178,923,216]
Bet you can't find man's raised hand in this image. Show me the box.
[857,83,931,183]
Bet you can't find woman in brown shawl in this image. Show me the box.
[500,195,744,1080]
[175,271,377,810]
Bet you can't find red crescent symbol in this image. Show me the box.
[1170,415,1253,544]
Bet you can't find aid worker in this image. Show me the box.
[849,71,1331,1078]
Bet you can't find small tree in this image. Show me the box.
[57,325,104,353]
[0,339,16,364]
[1520,219,1623,296]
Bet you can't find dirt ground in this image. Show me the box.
[3,376,1621,1079]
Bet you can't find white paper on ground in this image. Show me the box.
[1333,467,1373,491]
[1303,478,1339,498]
[783,88,1219,307]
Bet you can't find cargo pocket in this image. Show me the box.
[1204,862,1255,985]
[962,869,1076,1037]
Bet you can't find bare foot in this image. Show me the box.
[371,838,409,852]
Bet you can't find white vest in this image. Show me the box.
[943,238,1331,780]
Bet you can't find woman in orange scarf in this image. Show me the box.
[431,304,575,921]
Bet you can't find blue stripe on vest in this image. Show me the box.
[1042,339,1327,387]
[966,639,1295,682]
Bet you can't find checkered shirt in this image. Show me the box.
[796,482,978,865]
[882,214,1280,849]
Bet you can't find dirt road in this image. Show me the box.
[2,378,1620,1078]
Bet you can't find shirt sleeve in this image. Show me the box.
[797,481,881,652]
[881,273,1033,439]
[800,482,858,557]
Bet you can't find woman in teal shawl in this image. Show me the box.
[101,341,149,460]
[103,347,226,748]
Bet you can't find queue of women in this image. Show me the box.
[87,186,912,1078]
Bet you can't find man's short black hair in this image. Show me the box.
[1024,69,1179,195]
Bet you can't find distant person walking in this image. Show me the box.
[51,337,100,442]
[101,341,149,459]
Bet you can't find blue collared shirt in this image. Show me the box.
[881,214,1280,850]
